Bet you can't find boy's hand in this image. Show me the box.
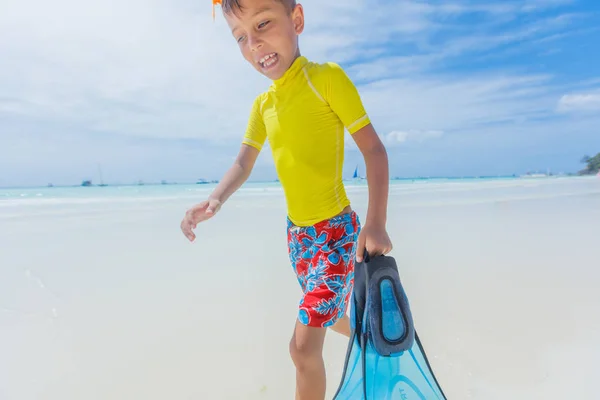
[356,224,392,262]
[180,197,222,242]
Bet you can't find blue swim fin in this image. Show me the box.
[332,253,447,400]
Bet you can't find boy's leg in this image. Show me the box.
[289,320,328,400]
[286,211,360,399]
[329,314,351,337]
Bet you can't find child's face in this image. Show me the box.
[224,0,305,80]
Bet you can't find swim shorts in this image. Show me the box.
[287,211,361,328]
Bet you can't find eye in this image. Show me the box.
[258,20,270,29]
[237,35,246,43]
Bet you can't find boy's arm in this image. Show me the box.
[352,123,389,229]
[316,62,392,259]
[319,63,389,227]
[208,93,266,206]
[208,143,260,205]
[180,144,259,242]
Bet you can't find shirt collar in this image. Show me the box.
[272,56,308,88]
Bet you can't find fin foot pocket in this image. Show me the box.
[380,278,405,342]
[365,256,415,356]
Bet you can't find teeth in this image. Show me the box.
[260,53,274,63]
[259,53,277,67]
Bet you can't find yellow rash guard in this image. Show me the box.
[242,56,371,227]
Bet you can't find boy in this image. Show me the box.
[181,0,392,398]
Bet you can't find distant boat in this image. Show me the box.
[196,178,209,184]
[97,164,108,186]
[352,165,365,181]
[520,174,547,179]
[81,164,108,187]
[519,170,549,179]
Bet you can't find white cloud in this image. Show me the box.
[383,130,444,146]
[0,0,270,140]
[521,0,576,12]
[556,91,600,113]
[1,0,586,140]
[356,72,559,137]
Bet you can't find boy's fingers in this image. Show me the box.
[181,216,196,242]
[186,224,196,241]
[356,234,366,262]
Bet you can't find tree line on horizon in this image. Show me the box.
[580,152,600,175]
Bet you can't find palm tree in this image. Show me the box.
[579,153,600,175]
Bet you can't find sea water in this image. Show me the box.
[1,175,596,210]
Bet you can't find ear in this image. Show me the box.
[291,3,305,34]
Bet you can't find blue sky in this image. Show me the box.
[1,0,599,187]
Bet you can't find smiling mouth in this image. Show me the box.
[259,53,278,69]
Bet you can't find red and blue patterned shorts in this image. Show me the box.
[287,211,361,328]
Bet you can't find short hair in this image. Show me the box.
[219,0,297,15]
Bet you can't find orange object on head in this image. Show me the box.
[212,0,222,20]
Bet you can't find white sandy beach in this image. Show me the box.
[1,176,599,400]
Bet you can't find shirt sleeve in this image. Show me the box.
[322,62,371,134]
[242,94,267,151]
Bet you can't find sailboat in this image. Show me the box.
[352,164,365,182]
[97,164,108,187]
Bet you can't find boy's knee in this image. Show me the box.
[289,336,317,369]
[289,326,325,370]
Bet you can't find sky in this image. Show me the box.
[1,0,599,187]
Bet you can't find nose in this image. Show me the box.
[247,34,262,52]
